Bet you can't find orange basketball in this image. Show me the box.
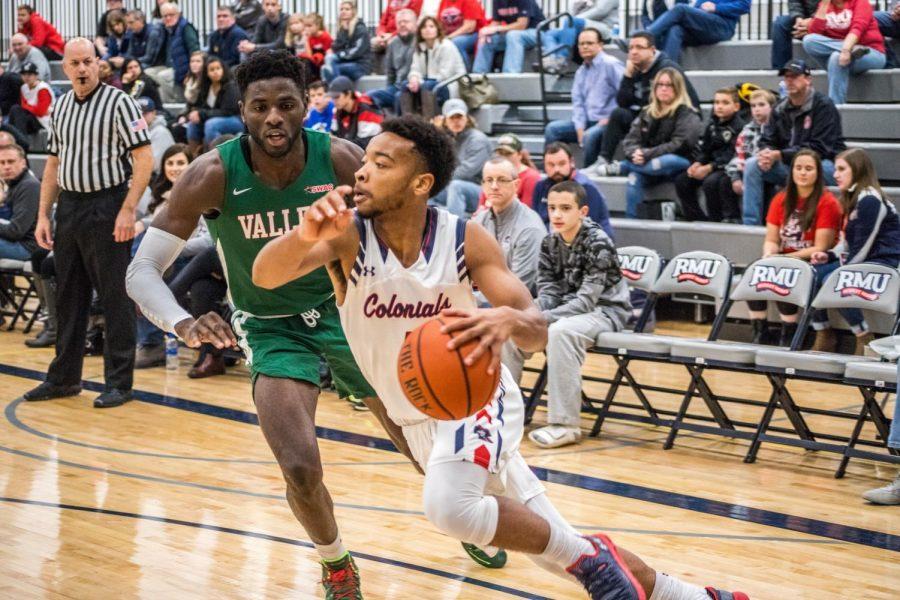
[397,316,501,421]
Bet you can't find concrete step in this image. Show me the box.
[514,103,900,142]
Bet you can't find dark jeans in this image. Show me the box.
[7,104,43,135]
[0,72,23,115]
[875,11,899,68]
[674,169,740,222]
[368,83,402,113]
[37,46,62,61]
[771,14,798,70]
[600,107,637,163]
[47,183,136,392]
[646,5,737,64]
[169,247,228,358]
[398,79,450,118]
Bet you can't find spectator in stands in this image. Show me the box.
[208,5,249,68]
[0,144,38,261]
[544,27,623,170]
[368,9,417,113]
[182,51,206,107]
[431,99,492,217]
[586,31,699,174]
[294,13,332,80]
[437,0,487,70]
[539,1,621,73]
[322,1,372,83]
[0,71,23,119]
[239,0,287,54]
[747,149,842,347]
[808,148,900,353]
[675,87,745,222]
[146,3,201,103]
[121,58,165,118]
[304,81,334,133]
[528,180,631,448]
[0,121,29,153]
[137,97,175,172]
[329,76,383,149]
[373,0,423,52]
[16,5,64,60]
[489,133,542,209]
[802,0,887,105]
[472,0,545,73]
[532,142,613,237]
[7,62,52,137]
[875,2,899,68]
[742,59,846,225]
[95,0,125,58]
[98,59,123,89]
[400,16,466,118]
[232,0,263,37]
[608,68,702,219]
[101,10,128,67]
[120,10,158,69]
[771,0,818,69]
[643,0,751,65]
[726,88,775,210]
[7,33,50,82]
[186,57,243,153]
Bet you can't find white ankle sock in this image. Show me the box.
[649,572,709,600]
[539,520,593,569]
[315,533,347,563]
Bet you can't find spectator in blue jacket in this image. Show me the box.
[122,10,160,67]
[145,3,201,103]
[544,28,623,169]
[644,0,751,64]
[207,5,249,67]
[532,142,613,239]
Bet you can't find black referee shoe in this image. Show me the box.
[23,382,82,402]
[93,389,133,409]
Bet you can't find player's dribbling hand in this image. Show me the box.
[440,307,515,376]
[299,185,353,243]
[174,313,238,349]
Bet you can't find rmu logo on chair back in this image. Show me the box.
[747,265,800,296]
[671,258,720,285]
[834,271,891,301]
[619,254,651,281]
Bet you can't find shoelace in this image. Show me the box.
[325,566,359,600]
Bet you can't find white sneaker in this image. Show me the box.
[528,424,582,449]
[862,473,900,505]
[594,161,621,177]
[580,157,607,176]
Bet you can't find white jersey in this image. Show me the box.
[338,208,518,426]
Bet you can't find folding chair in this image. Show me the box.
[748,263,900,466]
[664,257,817,450]
[588,251,734,436]
[0,258,39,332]
[839,360,899,478]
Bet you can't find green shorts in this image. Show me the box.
[231,300,375,399]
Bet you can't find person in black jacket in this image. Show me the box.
[741,59,846,225]
[238,0,287,54]
[674,87,745,222]
[185,57,243,152]
[586,31,701,173]
[771,0,818,69]
[321,1,372,82]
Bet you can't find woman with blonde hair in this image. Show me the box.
[600,67,702,218]
[322,1,371,82]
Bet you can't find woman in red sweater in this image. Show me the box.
[801,0,886,104]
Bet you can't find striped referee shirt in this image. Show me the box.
[48,84,151,193]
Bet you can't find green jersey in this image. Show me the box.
[207,131,336,317]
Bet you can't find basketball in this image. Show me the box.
[397,316,501,420]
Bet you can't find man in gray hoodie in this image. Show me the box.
[367,9,416,113]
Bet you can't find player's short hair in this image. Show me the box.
[714,87,740,104]
[381,115,457,198]
[749,88,776,106]
[543,141,572,158]
[308,80,327,92]
[235,49,308,100]
[548,180,587,208]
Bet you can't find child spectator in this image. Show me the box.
[674,87,745,222]
[293,13,332,80]
[726,88,776,206]
[304,80,334,133]
[322,1,372,82]
[329,76,383,149]
[7,61,52,135]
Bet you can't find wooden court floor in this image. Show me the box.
[0,324,897,599]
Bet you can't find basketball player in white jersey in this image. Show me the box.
[253,116,749,600]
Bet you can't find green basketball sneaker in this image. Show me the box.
[461,542,508,569]
[321,553,362,599]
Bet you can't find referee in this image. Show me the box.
[23,38,153,408]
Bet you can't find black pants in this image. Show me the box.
[747,300,799,316]
[169,246,227,357]
[674,169,741,222]
[38,46,62,61]
[0,72,23,115]
[47,184,136,391]
[7,105,42,135]
[600,106,638,162]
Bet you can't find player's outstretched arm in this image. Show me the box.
[252,186,358,290]
[442,221,548,375]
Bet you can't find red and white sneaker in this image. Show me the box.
[567,534,646,600]
[706,587,750,600]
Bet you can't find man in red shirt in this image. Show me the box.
[16,4,64,60]
[438,0,486,69]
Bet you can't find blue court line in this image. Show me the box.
[0,496,549,600]
[2,362,898,552]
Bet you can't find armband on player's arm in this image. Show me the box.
[125,226,193,334]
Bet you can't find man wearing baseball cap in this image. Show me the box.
[328,75,383,149]
[138,96,175,172]
[7,60,52,137]
[430,98,492,218]
[740,58,845,225]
